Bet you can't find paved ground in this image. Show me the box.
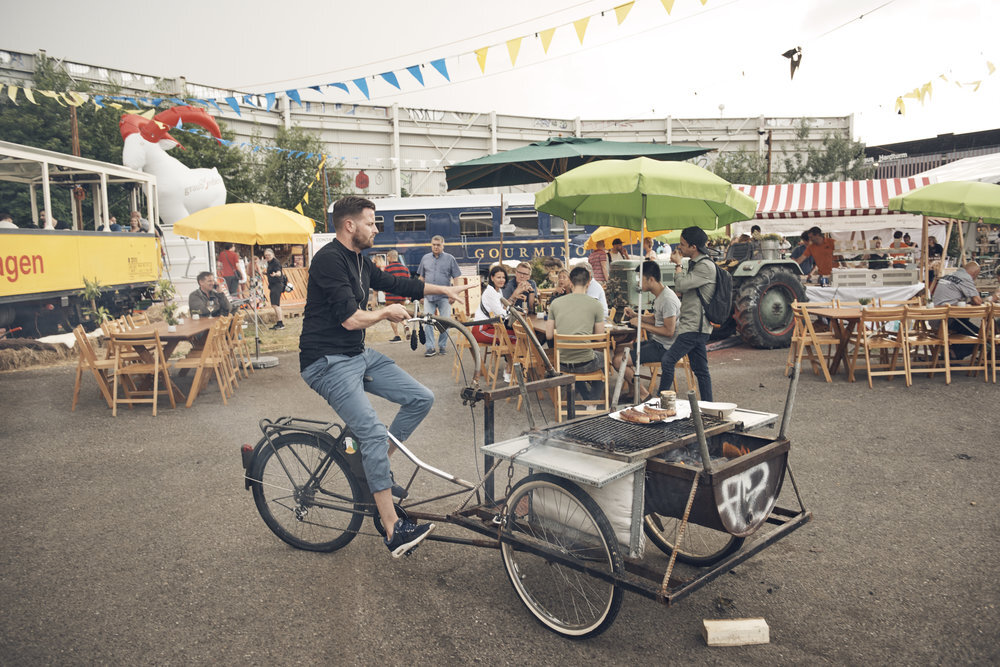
[1,331,998,665]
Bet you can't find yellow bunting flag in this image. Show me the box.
[302,191,309,204]
[506,37,522,66]
[22,87,37,104]
[7,85,18,105]
[700,0,708,5]
[294,203,304,215]
[475,47,489,73]
[894,97,905,115]
[614,2,634,24]
[660,0,675,13]
[968,80,982,92]
[139,108,156,120]
[939,74,949,82]
[539,28,556,53]
[63,91,87,107]
[920,81,932,103]
[988,61,996,75]
[39,90,66,106]
[574,17,590,44]
[903,87,922,101]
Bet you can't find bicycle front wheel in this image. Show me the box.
[643,512,744,566]
[250,433,364,552]
[500,473,623,639]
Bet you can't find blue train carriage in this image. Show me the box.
[314,194,593,275]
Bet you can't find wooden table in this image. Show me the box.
[134,318,216,359]
[808,307,862,377]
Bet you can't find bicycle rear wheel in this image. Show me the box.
[643,512,744,566]
[500,473,623,639]
[250,433,364,552]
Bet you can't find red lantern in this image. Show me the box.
[355,170,369,190]
[73,186,86,201]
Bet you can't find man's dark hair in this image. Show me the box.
[0,212,11,221]
[569,265,590,286]
[806,226,822,238]
[196,271,214,284]
[893,230,903,239]
[332,196,376,232]
[612,238,623,246]
[225,243,235,251]
[638,260,661,282]
[680,226,709,252]
[751,224,761,234]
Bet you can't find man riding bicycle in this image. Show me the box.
[299,196,473,557]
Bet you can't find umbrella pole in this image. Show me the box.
[565,212,573,265]
[633,195,646,401]
[921,215,929,299]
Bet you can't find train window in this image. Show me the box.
[459,212,493,237]
[375,215,384,233]
[507,212,539,237]
[393,214,426,233]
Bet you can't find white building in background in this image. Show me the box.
[1,49,853,198]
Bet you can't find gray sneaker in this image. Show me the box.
[424,349,436,357]
[385,519,434,558]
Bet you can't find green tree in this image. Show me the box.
[710,146,769,185]
[781,118,873,184]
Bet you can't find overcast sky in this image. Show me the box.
[2,0,997,146]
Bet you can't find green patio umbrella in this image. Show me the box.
[535,157,756,401]
[444,136,709,191]
[888,180,1000,224]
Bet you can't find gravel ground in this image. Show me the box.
[1,328,998,665]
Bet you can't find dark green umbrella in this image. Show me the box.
[444,136,710,191]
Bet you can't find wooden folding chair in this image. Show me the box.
[987,303,999,383]
[797,303,840,382]
[126,312,150,328]
[879,297,923,307]
[510,320,554,412]
[109,329,178,416]
[903,305,950,384]
[70,325,116,411]
[947,304,989,381]
[553,331,611,421]
[484,317,516,391]
[171,320,232,407]
[849,306,910,388]
[229,310,254,378]
[640,348,698,399]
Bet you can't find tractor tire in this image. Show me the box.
[735,267,805,349]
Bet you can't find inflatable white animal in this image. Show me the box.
[120,106,227,224]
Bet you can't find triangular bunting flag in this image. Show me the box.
[894,97,905,115]
[310,85,322,93]
[380,72,401,89]
[614,2,634,24]
[22,87,37,104]
[353,78,370,99]
[539,28,556,53]
[303,191,309,204]
[265,92,277,111]
[701,0,708,4]
[329,82,350,93]
[286,89,302,106]
[205,98,222,113]
[93,95,105,108]
[506,38,522,66]
[660,0,675,13]
[64,92,87,107]
[39,90,66,106]
[139,108,156,120]
[574,17,590,44]
[988,61,996,76]
[903,88,921,100]
[295,203,304,214]
[475,47,489,73]
[406,65,424,85]
[242,94,257,106]
[920,81,932,103]
[224,96,242,116]
[431,58,450,81]
[6,85,18,105]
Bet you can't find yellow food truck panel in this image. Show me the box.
[0,231,159,299]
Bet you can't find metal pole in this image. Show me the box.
[687,390,713,475]
[778,362,800,441]
[633,194,647,398]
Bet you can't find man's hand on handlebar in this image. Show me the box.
[382,303,411,323]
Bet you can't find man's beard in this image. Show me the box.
[353,228,374,250]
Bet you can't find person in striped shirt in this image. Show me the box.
[383,249,412,342]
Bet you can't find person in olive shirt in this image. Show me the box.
[663,227,716,401]
[188,271,232,317]
[544,266,606,400]
[299,195,472,558]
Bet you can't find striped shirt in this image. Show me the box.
[383,261,411,303]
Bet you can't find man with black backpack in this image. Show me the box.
[663,226,719,401]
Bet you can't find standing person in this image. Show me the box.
[382,249,411,342]
[611,260,680,400]
[416,235,462,357]
[790,230,817,278]
[889,230,910,268]
[502,262,538,313]
[794,226,838,283]
[263,248,286,330]
[662,227,716,401]
[237,254,250,298]
[609,238,630,262]
[544,265,607,401]
[588,239,610,284]
[298,195,471,557]
[218,243,240,295]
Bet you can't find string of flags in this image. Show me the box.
[893,60,996,115]
[294,156,326,217]
[0,0,712,114]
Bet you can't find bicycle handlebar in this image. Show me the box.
[408,314,483,384]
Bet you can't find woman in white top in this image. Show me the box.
[472,265,517,345]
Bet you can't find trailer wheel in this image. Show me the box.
[735,268,805,349]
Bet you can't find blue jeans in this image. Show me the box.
[659,332,713,401]
[301,349,434,494]
[423,295,452,352]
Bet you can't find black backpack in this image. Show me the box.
[694,257,733,326]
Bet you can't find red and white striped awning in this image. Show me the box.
[736,177,934,219]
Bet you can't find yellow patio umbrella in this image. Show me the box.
[173,203,315,244]
[583,225,646,250]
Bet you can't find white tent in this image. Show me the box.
[918,152,1000,185]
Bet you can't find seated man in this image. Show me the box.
[612,261,680,400]
[544,266,606,401]
[188,271,232,317]
[502,261,539,313]
[931,261,983,359]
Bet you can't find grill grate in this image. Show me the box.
[547,415,728,454]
